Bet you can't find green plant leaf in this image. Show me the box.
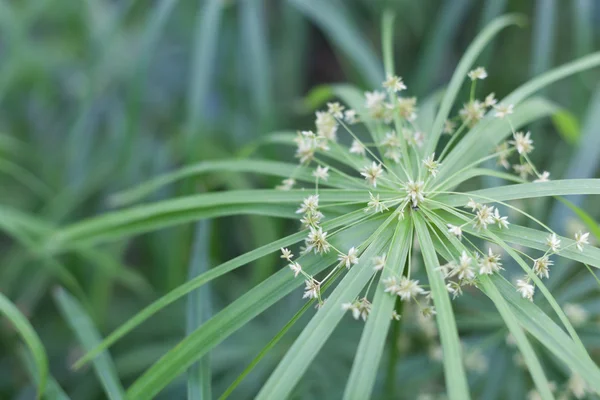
[439,97,558,181]
[74,210,372,367]
[413,213,470,400]
[0,292,48,399]
[110,159,364,206]
[19,347,70,400]
[53,189,386,247]
[125,215,385,399]
[437,179,600,206]
[425,14,524,157]
[343,219,412,399]
[552,110,580,145]
[478,276,553,400]
[187,221,212,400]
[185,0,224,138]
[257,216,398,399]
[492,275,600,393]
[53,288,125,400]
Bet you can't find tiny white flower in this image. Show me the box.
[342,300,369,321]
[296,194,319,214]
[451,251,475,280]
[394,97,418,121]
[460,100,485,126]
[372,255,386,271]
[447,224,463,240]
[492,208,509,229]
[360,162,384,187]
[280,248,293,261]
[276,178,296,190]
[302,279,320,299]
[421,306,436,318]
[404,179,425,207]
[366,192,388,213]
[466,198,480,211]
[384,148,402,163]
[383,75,407,92]
[484,92,497,107]
[534,171,550,182]
[494,103,514,118]
[315,111,338,141]
[305,226,331,254]
[312,165,329,181]
[300,210,324,228]
[382,276,400,294]
[516,278,535,301]
[474,205,495,230]
[533,256,553,279]
[513,163,533,179]
[479,248,503,275]
[364,90,387,119]
[288,261,302,278]
[391,310,401,320]
[546,233,561,252]
[344,109,359,124]
[510,131,534,155]
[326,102,345,119]
[446,281,463,299]
[396,277,425,301]
[443,119,456,135]
[568,373,587,399]
[564,303,589,326]
[338,246,359,269]
[381,130,401,147]
[423,153,441,177]
[468,66,487,81]
[349,139,366,156]
[574,231,589,252]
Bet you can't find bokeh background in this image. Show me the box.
[1,0,600,398]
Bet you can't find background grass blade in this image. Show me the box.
[185,0,224,141]
[0,292,48,398]
[53,288,125,400]
[412,0,471,95]
[343,220,412,400]
[287,0,382,87]
[413,213,470,400]
[240,0,273,132]
[549,87,600,232]
[19,347,70,400]
[186,221,212,400]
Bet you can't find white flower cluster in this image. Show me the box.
[439,249,503,299]
[516,230,589,301]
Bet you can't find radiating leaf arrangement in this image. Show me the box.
[3,5,600,400]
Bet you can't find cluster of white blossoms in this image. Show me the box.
[515,229,589,301]
[273,66,591,321]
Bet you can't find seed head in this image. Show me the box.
[338,246,359,269]
[575,231,589,252]
[360,162,384,187]
[516,278,535,301]
[468,67,487,80]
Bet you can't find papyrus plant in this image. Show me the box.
[56,13,600,399]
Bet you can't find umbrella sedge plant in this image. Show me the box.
[52,12,600,400]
